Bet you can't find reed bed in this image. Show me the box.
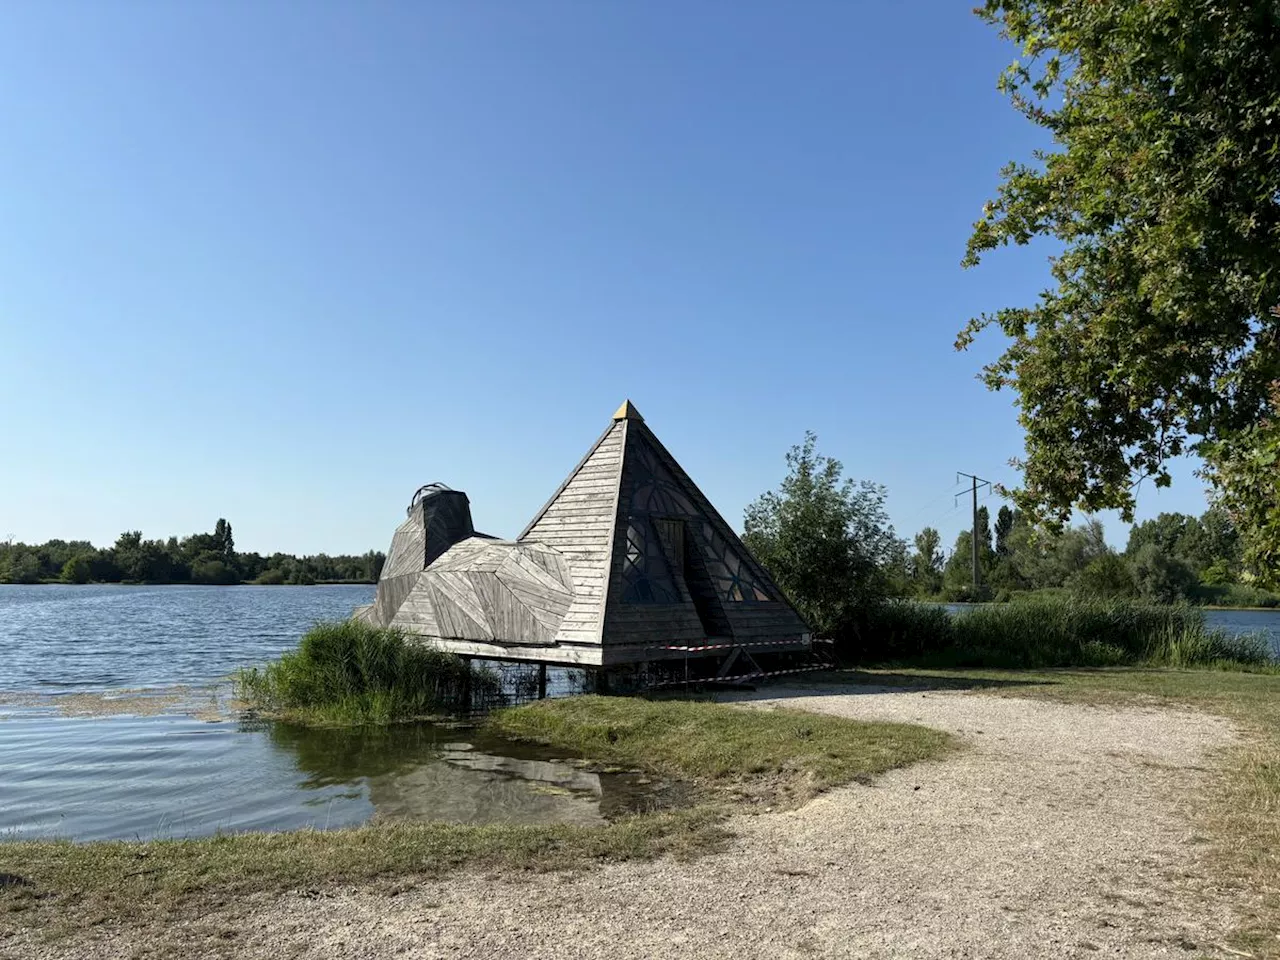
[235,620,497,724]
[858,596,1274,670]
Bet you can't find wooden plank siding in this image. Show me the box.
[381,512,426,580]
[519,420,625,647]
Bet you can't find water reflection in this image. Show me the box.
[260,720,451,785]
[259,719,680,828]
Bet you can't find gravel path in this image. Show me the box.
[14,687,1246,959]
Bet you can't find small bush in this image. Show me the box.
[236,620,496,724]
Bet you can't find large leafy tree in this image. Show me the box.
[962,0,1280,585]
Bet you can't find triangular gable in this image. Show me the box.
[600,417,811,643]
[517,418,626,644]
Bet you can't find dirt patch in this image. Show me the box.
[4,687,1251,959]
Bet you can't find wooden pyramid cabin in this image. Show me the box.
[355,401,812,671]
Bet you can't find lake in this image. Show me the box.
[2,585,1277,842]
[0,585,673,841]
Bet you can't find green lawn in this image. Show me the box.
[486,694,953,805]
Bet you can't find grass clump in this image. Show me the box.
[486,695,954,804]
[235,620,494,724]
[861,596,1274,670]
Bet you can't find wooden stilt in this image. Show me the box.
[537,663,548,700]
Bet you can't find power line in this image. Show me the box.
[902,481,969,523]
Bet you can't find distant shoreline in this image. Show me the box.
[9,580,376,588]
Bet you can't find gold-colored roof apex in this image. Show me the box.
[612,399,644,422]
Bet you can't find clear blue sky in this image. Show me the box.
[0,1,1206,557]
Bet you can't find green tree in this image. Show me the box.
[1072,552,1136,599]
[942,530,979,597]
[743,432,898,637]
[961,0,1280,580]
[61,553,94,584]
[1204,403,1280,585]
[975,506,993,559]
[1196,507,1242,577]
[190,557,239,585]
[1007,518,1108,590]
[1131,543,1197,604]
[213,518,235,560]
[994,506,1015,557]
[911,527,944,595]
[6,551,41,584]
[112,531,177,583]
[1125,513,1199,564]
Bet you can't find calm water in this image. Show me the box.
[1198,608,1280,654]
[0,585,671,841]
[0,584,376,693]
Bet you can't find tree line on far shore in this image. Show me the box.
[0,519,385,586]
[898,504,1276,608]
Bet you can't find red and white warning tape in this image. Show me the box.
[654,637,827,653]
[647,664,833,689]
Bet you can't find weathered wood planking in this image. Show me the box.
[521,420,624,645]
[381,513,427,579]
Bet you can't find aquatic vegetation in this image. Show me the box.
[235,620,497,724]
[858,596,1275,670]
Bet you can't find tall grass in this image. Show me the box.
[1191,582,1280,609]
[235,620,497,724]
[858,596,1274,670]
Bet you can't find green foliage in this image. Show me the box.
[911,504,1263,606]
[744,432,902,636]
[994,506,1015,557]
[235,620,493,724]
[961,0,1280,568]
[0,520,384,587]
[1131,542,1198,604]
[860,598,1273,670]
[60,554,94,584]
[1204,404,1280,587]
[1192,582,1280,610]
[189,557,239,585]
[1072,552,1136,599]
[910,527,944,595]
[4,551,42,584]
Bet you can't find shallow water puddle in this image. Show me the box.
[0,699,680,841]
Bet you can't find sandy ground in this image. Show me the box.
[11,686,1249,959]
